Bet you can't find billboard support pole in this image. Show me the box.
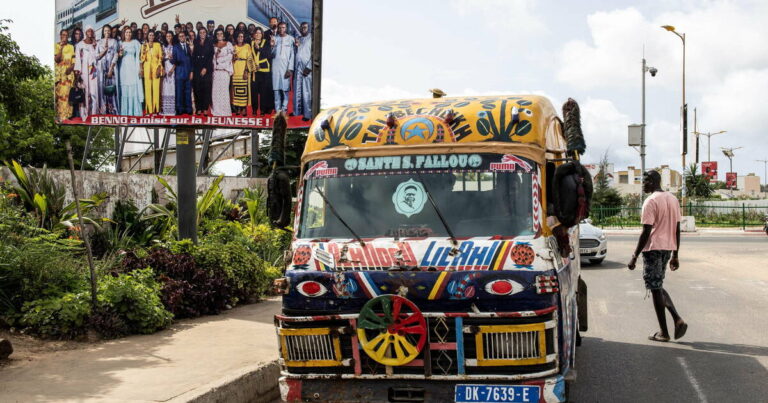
[311,0,323,120]
[251,130,260,178]
[114,127,122,173]
[153,128,161,174]
[177,128,197,242]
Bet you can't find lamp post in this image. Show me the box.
[721,147,742,191]
[693,130,727,162]
[662,25,687,202]
[757,159,768,197]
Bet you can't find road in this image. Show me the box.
[571,235,768,402]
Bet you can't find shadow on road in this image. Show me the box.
[571,336,768,402]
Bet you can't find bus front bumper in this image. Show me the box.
[279,374,567,403]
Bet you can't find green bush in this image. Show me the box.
[0,232,87,318]
[97,268,173,334]
[20,292,91,338]
[193,220,287,300]
[192,238,267,303]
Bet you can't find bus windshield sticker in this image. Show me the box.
[392,179,427,217]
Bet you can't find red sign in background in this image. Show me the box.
[725,172,737,189]
[701,161,718,182]
[62,113,310,129]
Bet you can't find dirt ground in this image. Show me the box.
[0,328,94,369]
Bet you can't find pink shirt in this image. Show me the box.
[641,191,681,251]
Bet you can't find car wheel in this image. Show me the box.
[589,258,604,265]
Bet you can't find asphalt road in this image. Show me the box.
[571,235,768,402]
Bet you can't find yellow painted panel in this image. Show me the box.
[305,95,558,155]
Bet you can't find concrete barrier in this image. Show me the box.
[680,216,696,232]
[170,360,281,403]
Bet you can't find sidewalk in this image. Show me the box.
[0,298,282,402]
[603,228,766,236]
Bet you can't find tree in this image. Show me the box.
[684,163,713,199]
[0,20,111,169]
[592,152,623,210]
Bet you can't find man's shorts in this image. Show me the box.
[641,250,672,290]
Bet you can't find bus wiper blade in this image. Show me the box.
[313,186,365,247]
[417,174,460,256]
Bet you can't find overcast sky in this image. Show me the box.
[5,0,768,179]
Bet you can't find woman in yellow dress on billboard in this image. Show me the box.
[54,29,75,121]
[232,31,254,116]
[140,30,163,114]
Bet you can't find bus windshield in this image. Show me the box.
[298,153,537,239]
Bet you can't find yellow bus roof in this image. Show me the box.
[304,95,560,156]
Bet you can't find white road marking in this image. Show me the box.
[677,356,708,403]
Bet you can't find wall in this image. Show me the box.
[0,167,266,219]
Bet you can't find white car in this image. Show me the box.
[579,218,607,264]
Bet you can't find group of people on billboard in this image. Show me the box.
[54,16,312,123]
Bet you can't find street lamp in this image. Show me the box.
[721,147,742,191]
[661,24,687,201]
[757,159,768,197]
[693,130,727,162]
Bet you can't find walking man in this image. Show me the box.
[628,170,688,342]
[271,22,294,113]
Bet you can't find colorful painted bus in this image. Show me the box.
[273,95,588,402]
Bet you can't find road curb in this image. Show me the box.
[170,360,281,403]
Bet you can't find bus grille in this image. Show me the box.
[482,330,540,361]
[279,328,343,367]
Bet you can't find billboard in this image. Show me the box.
[725,172,737,189]
[701,161,718,182]
[54,0,313,128]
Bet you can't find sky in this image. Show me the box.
[5,0,768,180]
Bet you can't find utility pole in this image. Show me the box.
[632,57,656,199]
[693,108,699,164]
[311,0,323,120]
[641,58,656,199]
[176,128,197,242]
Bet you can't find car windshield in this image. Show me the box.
[298,153,537,239]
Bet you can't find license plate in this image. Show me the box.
[455,384,540,403]
[579,248,594,254]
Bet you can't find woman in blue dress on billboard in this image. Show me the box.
[96,24,119,115]
[117,27,144,116]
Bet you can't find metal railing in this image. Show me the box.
[591,204,768,229]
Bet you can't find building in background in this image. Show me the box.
[583,163,614,186]
[56,0,117,32]
[736,173,761,195]
[584,163,682,196]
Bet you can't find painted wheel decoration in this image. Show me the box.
[357,295,427,366]
[510,243,535,266]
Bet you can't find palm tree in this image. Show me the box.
[684,163,713,199]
